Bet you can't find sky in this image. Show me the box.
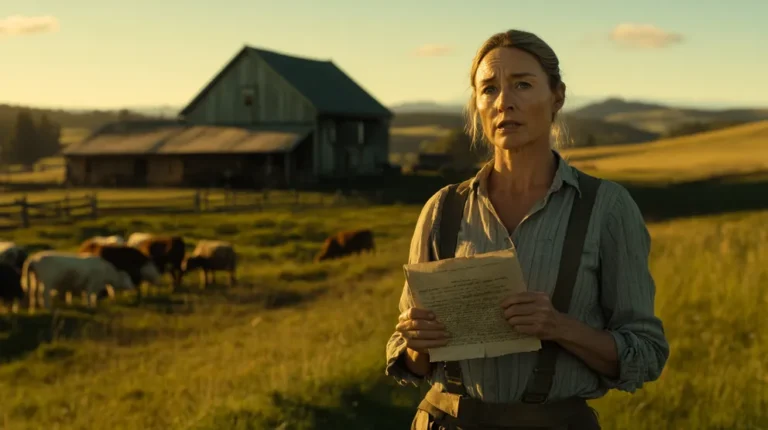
[1,0,767,111]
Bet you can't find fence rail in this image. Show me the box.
[0,189,361,231]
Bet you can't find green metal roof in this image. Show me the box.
[180,46,392,119]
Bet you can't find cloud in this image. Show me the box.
[0,15,60,37]
[413,44,454,57]
[610,23,684,49]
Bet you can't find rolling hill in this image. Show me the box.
[562,120,768,182]
[570,98,768,135]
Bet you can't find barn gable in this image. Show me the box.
[179,45,393,124]
[180,47,317,125]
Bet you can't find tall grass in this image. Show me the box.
[0,204,766,429]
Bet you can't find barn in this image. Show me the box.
[62,45,393,188]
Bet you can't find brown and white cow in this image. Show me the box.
[22,251,135,310]
[127,233,186,288]
[315,229,375,262]
[182,240,237,288]
[79,243,162,288]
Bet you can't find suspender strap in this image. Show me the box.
[520,172,602,403]
[434,179,472,396]
[432,172,601,402]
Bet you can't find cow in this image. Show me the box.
[126,233,153,247]
[0,241,29,273]
[22,251,135,310]
[128,233,186,288]
[315,229,375,262]
[0,262,23,312]
[182,240,237,288]
[79,235,125,252]
[79,244,162,289]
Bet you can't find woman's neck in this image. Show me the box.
[489,144,556,195]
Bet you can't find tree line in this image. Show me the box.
[0,110,62,167]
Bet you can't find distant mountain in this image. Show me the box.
[570,97,768,135]
[390,101,464,114]
[569,98,669,119]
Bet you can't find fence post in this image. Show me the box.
[19,195,29,228]
[193,189,201,213]
[90,193,98,219]
[64,193,70,218]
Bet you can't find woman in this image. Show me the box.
[385,29,670,429]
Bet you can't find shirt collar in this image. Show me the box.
[469,150,581,197]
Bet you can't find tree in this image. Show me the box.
[9,110,38,166]
[3,111,62,167]
[37,114,62,157]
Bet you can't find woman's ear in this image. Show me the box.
[553,82,566,113]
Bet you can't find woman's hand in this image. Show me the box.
[395,307,450,353]
[501,291,565,341]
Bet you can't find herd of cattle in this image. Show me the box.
[0,227,375,313]
[0,233,238,312]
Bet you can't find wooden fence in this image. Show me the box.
[0,189,362,231]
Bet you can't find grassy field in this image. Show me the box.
[1,200,767,429]
[1,122,767,429]
[60,128,91,146]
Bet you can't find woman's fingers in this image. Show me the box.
[398,307,435,322]
[402,329,450,340]
[395,318,445,332]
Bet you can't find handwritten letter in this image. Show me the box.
[403,248,541,362]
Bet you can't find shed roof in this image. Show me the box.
[179,46,393,119]
[62,122,312,156]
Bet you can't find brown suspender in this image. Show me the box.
[432,171,602,403]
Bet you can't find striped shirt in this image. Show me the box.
[385,150,669,402]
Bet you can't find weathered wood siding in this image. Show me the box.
[359,119,389,173]
[318,119,337,175]
[147,157,184,186]
[67,157,135,186]
[66,157,87,184]
[184,51,317,125]
[314,117,390,176]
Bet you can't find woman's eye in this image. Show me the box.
[481,86,497,95]
[515,81,532,90]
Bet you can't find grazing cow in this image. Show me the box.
[182,240,237,288]
[315,229,375,262]
[0,241,28,273]
[79,235,125,251]
[128,233,186,288]
[22,251,135,310]
[0,262,23,310]
[126,232,153,248]
[79,244,162,288]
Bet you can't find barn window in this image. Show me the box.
[357,122,365,145]
[242,86,256,106]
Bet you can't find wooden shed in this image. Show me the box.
[63,45,393,188]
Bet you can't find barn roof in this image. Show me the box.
[62,121,312,156]
[179,46,393,119]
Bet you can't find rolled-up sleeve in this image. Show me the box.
[384,190,442,386]
[598,186,670,392]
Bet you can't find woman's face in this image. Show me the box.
[474,47,564,152]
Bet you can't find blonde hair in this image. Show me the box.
[463,29,571,152]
